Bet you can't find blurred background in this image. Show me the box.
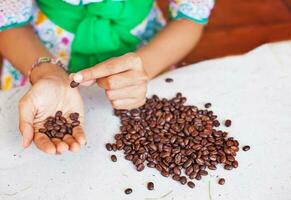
[158,0,291,65]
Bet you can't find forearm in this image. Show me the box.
[0,25,67,84]
[137,19,204,79]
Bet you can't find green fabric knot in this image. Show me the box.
[36,0,154,72]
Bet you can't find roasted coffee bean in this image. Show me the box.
[242,145,250,151]
[232,160,239,168]
[39,128,47,133]
[218,178,225,185]
[224,164,233,170]
[39,111,81,139]
[70,80,80,88]
[165,78,174,83]
[204,103,212,108]
[225,119,232,127]
[124,188,132,195]
[105,143,113,151]
[69,112,79,120]
[180,176,187,185]
[187,181,195,188]
[147,182,154,190]
[107,93,241,188]
[172,175,181,181]
[136,164,145,172]
[111,155,117,162]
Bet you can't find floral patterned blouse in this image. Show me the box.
[0,0,215,90]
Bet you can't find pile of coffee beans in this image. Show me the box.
[106,93,242,188]
[39,111,80,139]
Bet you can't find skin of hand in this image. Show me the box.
[0,26,86,154]
[71,19,203,110]
[19,64,86,154]
[71,53,149,110]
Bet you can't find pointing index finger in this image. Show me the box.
[74,56,132,83]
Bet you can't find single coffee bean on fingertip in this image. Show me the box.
[70,80,80,88]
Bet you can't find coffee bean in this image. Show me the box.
[225,119,232,127]
[147,182,154,190]
[106,143,113,151]
[224,164,233,170]
[187,181,195,188]
[172,175,181,181]
[180,176,187,185]
[232,160,239,168]
[242,145,250,151]
[55,111,62,117]
[204,103,212,108]
[70,80,80,88]
[107,93,241,188]
[39,111,80,139]
[111,155,117,162]
[69,112,79,120]
[39,128,47,133]
[218,178,225,185]
[124,188,132,195]
[165,78,173,83]
[136,164,145,172]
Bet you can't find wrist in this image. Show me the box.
[30,63,68,85]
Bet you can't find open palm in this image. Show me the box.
[19,76,86,154]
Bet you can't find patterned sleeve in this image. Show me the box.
[169,0,215,24]
[0,0,32,32]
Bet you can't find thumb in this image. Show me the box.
[19,95,35,148]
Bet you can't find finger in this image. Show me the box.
[34,132,57,154]
[69,73,95,86]
[51,138,69,154]
[106,84,147,101]
[97,70,148,90]
[112,98,146,110]
[73,53,141,83]
[19,94,36,148]
[62,134,81,152]
[72,126,86,145]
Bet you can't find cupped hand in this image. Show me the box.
[71,53,148,110]
[19,72,86,154]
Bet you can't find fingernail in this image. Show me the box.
[74,73,83,83]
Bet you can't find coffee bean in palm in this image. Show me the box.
[39,128,46,133]
[70,80,80,88]
[111,155,117,162]
[39,111,80,139]
[55,111,62,117]
[218,178,225,185]
[242,145,250,151]
[124,188,132,195]
[147,182,154,190]
[187,181,195,188]
[225,119,232,127]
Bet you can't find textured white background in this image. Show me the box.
[0,42,291,200]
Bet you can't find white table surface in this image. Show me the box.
[0,41,291,200]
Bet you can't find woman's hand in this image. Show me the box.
[19,64,86,154]
[72,53,149,110]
